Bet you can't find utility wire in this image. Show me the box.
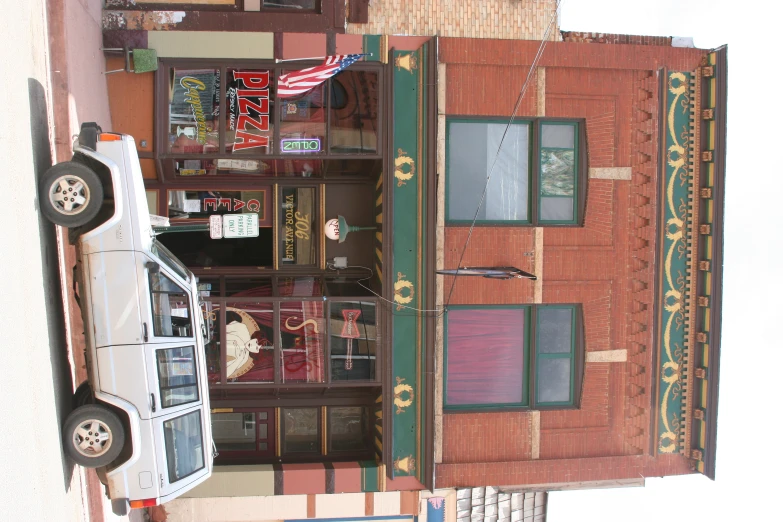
[442,0,563,311]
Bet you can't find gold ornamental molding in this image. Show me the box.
[394,376,414,414]
[394,148,416,187]
[393,271,415,310]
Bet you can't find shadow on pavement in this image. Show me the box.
[28,77,77,492]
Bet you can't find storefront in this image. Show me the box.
[106,36,436,487]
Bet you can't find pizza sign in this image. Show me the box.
[227,70,271,152]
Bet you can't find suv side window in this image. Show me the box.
[149,271,193,337]
[156,346,199,408]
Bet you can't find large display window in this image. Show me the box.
[198,275,380,387]
[158,60,382,179]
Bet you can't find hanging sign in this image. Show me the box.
[223,214,259,238]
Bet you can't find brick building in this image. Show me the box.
[434,38,726,487]
[97,2,727,519]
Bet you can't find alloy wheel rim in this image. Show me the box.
[48,174,90,216]
[72,419,112,458]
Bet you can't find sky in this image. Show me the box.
[548,1,783,521]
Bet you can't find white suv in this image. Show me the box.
[39,123,213,516]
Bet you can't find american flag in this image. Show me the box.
[277,54,367,99]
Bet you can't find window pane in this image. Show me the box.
[446,308,526,406]
[201,301,221,384]
[329,407,369,452]
[280,187,316,266]
[279,276,322,297]
[540,149,575,196]
[174,158,270,177]
[541,124,575,149]
[540,197,574,221]
[329,70,379,153]
[156,346,199,408]
[264,0,317,9]
[163,411,205,483]
[280,83,326,154]
[225,305,274,382]
[448,122,529,221]
[330,302,377,381]
[225,277,273,297]
[537,308,573,354]
[158,231,274,268]
[281,301,325,383]
[283,408,319,454]
[226,69,274,154]
[149,273,193,337]
[211,412,256,452]
[150,240,191,282]
[169,69,220,154]
[537,358,571,403]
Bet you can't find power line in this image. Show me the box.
[442,0,563,310]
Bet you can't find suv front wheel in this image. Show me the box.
[39,161,103,228]
[63,405,125,468]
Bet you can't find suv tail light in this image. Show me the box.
[129,498,158,509]
[98,133,122,142]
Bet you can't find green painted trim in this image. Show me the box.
[359,460,380,492]
[362,35,383,62]
[656,70,694,455]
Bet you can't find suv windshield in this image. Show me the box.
[163,410,205,483]
[151,239,191,282]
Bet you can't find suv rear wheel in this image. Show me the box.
[63,405,125,468]
[39,161,103,228]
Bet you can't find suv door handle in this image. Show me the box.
[150,393,156,413]
[142,322,148,342]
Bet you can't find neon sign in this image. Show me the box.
[281,138,321,153]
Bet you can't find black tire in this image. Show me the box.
[72,381,93,409]
[63,405,125,468]
[39,161,103,228]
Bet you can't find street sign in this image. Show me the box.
[209,215,223,239]
[223,213,259,238]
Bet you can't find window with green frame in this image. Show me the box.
[444,305,584,410]
[446,118,586,226]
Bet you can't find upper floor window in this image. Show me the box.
[446,118,587,226]
[444,304,584,411]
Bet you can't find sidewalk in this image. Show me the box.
[46,1,143,521]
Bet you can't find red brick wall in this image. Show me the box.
[437,38,705,487]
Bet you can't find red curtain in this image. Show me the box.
[446,309,525,405]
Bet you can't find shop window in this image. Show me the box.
[446,119,586,226]
[282,408,320,454]
[280,407,371,457]
[444,305,583,410]
[280,83,326,152]
[330,301,377,381]
[329,70,379,154]
[225,304,276,383]
[168,68,221,154]
[328,407,370,452]
[211,409,274,455]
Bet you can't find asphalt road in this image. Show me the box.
[0,1,92,520]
